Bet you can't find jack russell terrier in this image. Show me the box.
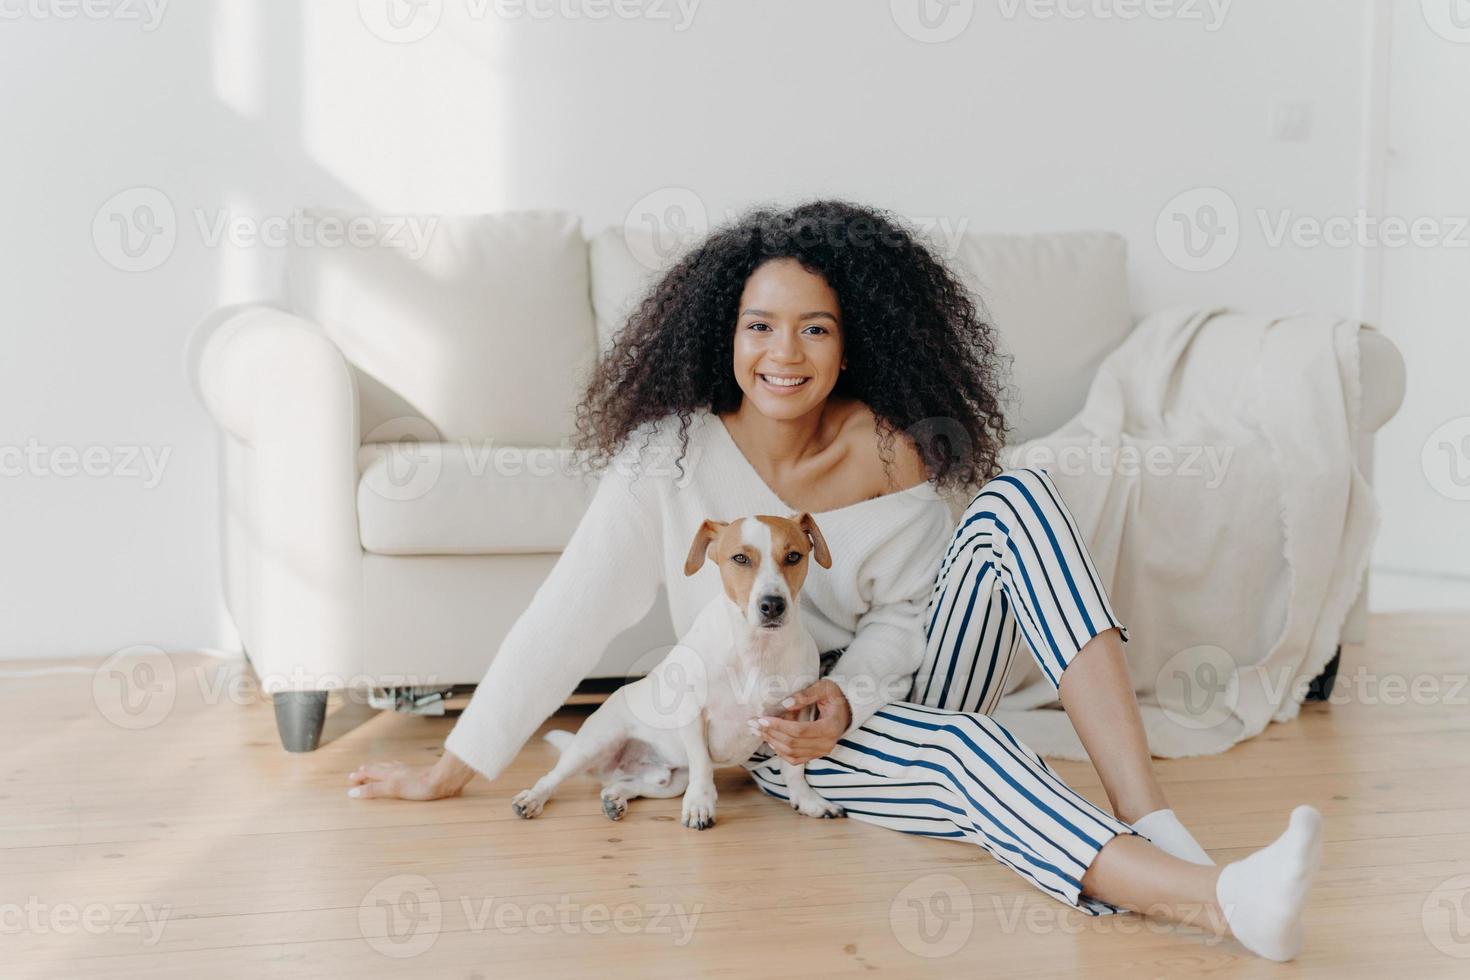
[511,512,846,830]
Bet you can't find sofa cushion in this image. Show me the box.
[589,225,1133,445]
[948,231,1133,443]
[288,209,598,446]
[356,441,597,556]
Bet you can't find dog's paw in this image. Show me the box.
[791,794,845,820]
[681,789,717,831]
[600,792,627,822]
[511,790,544,819]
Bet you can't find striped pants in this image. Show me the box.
[744,467,1140,913]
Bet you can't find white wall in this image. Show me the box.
[1367,0,1470,608]
[0,0,1400,658]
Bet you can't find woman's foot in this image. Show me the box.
[347,757,474,801]
[1216,805,1324,961]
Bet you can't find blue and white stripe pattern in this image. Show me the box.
[744,467,1138,914]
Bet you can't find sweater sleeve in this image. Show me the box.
[444,449,666,781]
[823,501,952,733]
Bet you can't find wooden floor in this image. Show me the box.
[4,612,1469,978]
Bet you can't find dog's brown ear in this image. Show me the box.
[683,519,726,576]
[797,512,831,569]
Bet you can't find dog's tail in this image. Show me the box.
[542,729,575,753]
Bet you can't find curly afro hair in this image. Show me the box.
[573,199,1012,493]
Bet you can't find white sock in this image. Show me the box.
[1215,805,1323,962]
[1133,808,1214,865]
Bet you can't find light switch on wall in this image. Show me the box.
[1269,97,1314,141]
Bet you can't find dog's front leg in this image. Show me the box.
[676,715,717,830]
[780,703,845,819]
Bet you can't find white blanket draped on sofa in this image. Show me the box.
[989,306,1380,759]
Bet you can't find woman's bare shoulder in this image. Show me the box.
[833,399,930,493]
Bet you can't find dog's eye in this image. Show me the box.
[731,553,750,565]
[785,551,802,565]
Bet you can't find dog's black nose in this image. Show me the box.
[758,595,786,620]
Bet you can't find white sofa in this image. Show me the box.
[191,210,1406,751]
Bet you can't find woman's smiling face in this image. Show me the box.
[732,258,846,420]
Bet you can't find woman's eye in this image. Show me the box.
[802,324,828,335]
[785,551,802,564]
[748,322,771,332]
[732,554,750,565]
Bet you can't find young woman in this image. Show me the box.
[349,201,1322,961]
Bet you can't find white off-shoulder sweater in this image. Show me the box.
[444,407,957,780]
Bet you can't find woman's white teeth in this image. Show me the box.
[761,374,808,387]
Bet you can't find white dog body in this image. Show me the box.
[512,513,844,829]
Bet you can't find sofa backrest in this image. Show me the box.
[589,225,1134,446]
[287,210,1133,452]
[287,209,598,446]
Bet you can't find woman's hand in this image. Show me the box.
[750,679,852,765]
[347,752,476,801]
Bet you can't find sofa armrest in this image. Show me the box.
[192,305,364,688]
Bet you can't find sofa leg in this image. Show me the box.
[272,691,329,752]
[1303,646,1342,703]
